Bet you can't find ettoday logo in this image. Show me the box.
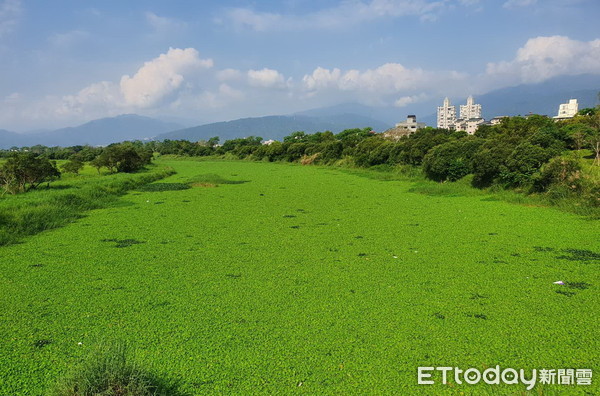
[418,367,592,390]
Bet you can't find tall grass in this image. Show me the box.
[50,341,184,396]
[0,165,175,246]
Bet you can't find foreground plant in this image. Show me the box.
[51,341,180,396]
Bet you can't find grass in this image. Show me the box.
[0,164,174,246]
[0,159,598,395]
[50,341,185,396]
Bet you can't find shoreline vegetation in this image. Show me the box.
[1,112,599,247]
[0,163,175,246]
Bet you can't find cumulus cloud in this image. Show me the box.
[301,63,469,106]
[247,68,286,88]
[485,36,600,85]
[6,35,600,131]
[219,0,472,31]
[303,63,462,94]
[0,0,21,38]
[58,81,121,116]
[120,47,213,107]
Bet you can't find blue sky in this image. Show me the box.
[1,0,599,131]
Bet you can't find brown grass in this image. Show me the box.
[300,153,319,165]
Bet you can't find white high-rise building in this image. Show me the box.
[437,97,456,129]
[554,99,578,120]
[459,95,482,120]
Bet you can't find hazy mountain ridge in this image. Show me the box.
[0,115,182,149]
[157,114,392,142]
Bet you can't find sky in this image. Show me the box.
[0,0,599,131]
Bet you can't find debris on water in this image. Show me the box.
[553,281,565,285]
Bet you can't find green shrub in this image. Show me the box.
[533,157,582,193]
[51,341,181,396]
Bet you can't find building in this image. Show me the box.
[437,96,484,134]
[459,95,482,119]
[490,116,508,125]
[437,97,456,129]
[395,115,426,133]
[383,115,426,140]
[554,99,578,120]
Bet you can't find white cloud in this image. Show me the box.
[58,81,121,116]
[3,92,21,103]
[220,0,472,31]
[120,47,213,107]
[303,63,460,94]
[217,68,242,82]
[0,0,21,38]
[301,63,469,106]
[247,68,286,88]
[503,0,537,9]
[145,12,187,32]
[5,35,600,131]
[485,36,600,85]
[395,93,428,107]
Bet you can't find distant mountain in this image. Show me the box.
[295,103,405,126]
[0,114,183,148]
[157,114,391,142]
[420,74,600,126]
[0,129,24,148]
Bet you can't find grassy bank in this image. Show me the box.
[0,164,175,246]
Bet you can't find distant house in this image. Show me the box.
[554,99,579,120]
[490,116,508,125]
[262,139,276,145]
[453,117,485,135]
[383,115,426,140]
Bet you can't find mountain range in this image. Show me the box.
[0,115,182,149]
[158,113,391,142]
[1,74,599,149]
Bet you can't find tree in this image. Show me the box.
[207,136,220,148]
[61,155,85,174]
[0,153,61,194]
[533,157,582,193]
[500,142,553,187]
[283,131,308,143]
[90,143,150,174]
[423,139,482,182]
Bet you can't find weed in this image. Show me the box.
[565,281,592,290]
[101,239,145,248]
[50,341,184,396]
[556,290,576,297]
[33,339,52,348]
[138,183,190,192]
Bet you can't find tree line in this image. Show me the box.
[0,142,152,195]
[2,108,599,205]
